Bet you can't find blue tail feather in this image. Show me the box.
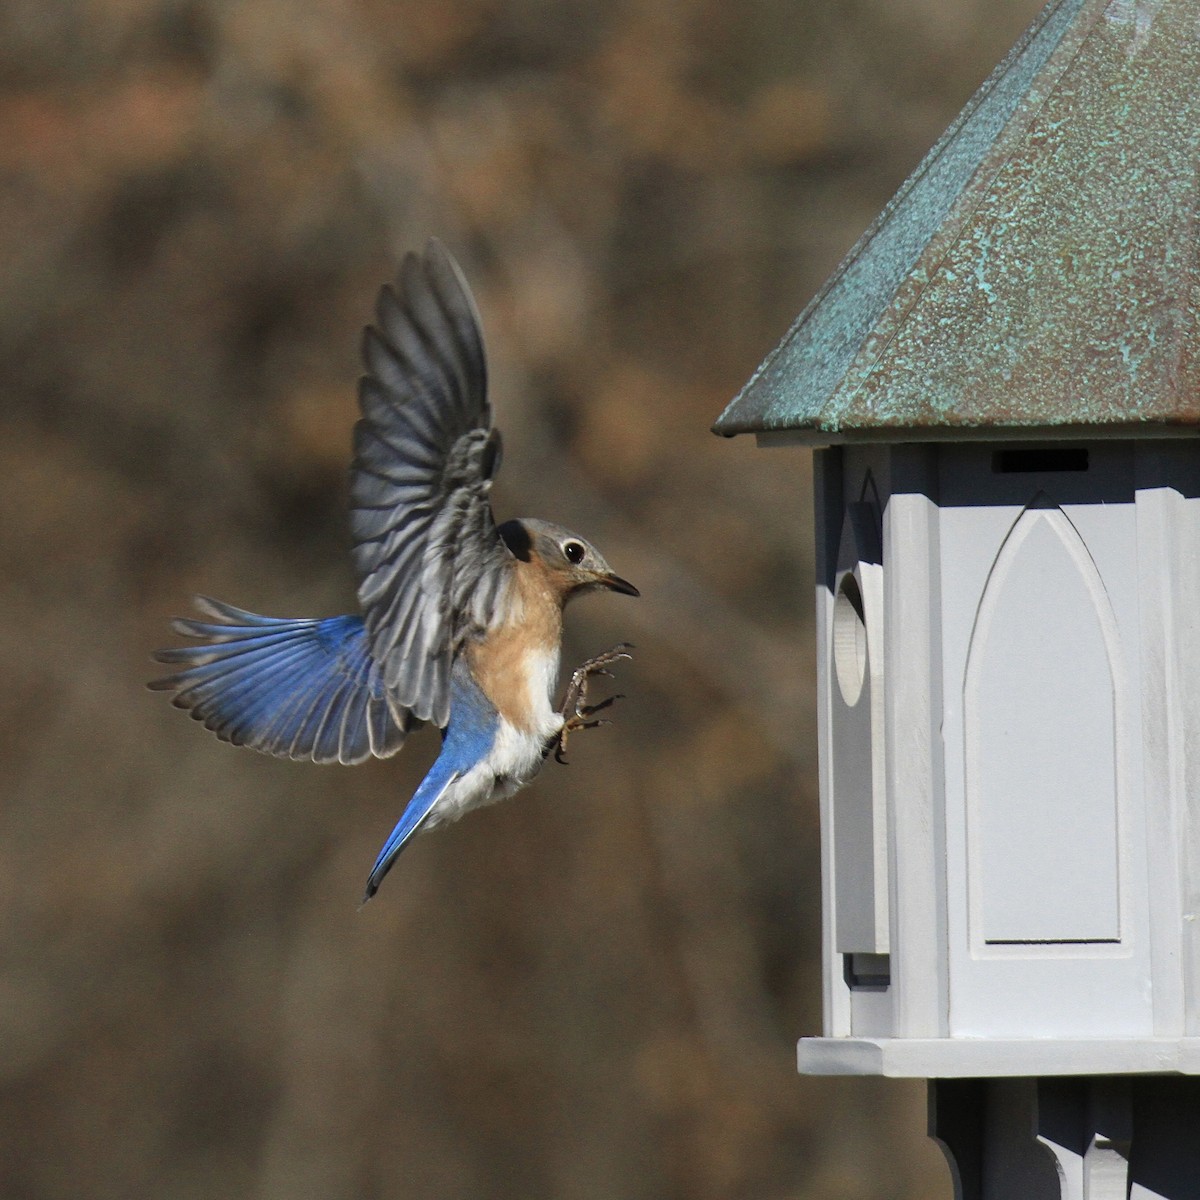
[361,659,502,900]
[361,757,461,901]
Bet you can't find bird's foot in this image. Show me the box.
[551,643,633,764]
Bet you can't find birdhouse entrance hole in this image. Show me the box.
[832,575,868,706]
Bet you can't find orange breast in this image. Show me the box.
[467,562,563,732]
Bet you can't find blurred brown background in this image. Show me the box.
[1,1,1044,1197]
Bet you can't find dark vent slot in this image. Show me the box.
[843,953,890,992]
[993,448,1089,473]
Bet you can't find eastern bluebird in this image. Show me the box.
[151,241,637,901]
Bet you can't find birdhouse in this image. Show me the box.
[717,0,1200,1191]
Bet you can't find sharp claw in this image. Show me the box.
[553,644,632,763]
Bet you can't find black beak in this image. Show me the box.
[601,573,640,597]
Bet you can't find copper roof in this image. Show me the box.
[715,0,1200,440]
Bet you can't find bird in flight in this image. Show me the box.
[151,240,638,901]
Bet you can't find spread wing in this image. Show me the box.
[349,240,514,729]
[149,600,414,765]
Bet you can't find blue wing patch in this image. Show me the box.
[150,597,413,765]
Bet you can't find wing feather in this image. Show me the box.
[150,603,413,764]
[349,240,513,728]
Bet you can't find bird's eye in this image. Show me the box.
[563,541,585,565]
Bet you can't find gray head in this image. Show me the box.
[499,518,639,602]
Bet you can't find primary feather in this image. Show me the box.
[349,242,515,728]
[148,598,413,764]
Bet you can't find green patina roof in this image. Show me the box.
[714,0,1200,440]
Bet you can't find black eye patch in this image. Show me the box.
[498,520,533,562]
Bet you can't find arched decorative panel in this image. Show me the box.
[938,444,1151,1039]
[963,496,1125,947]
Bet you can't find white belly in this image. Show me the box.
[517,644,564,743]
[425,717,557,829]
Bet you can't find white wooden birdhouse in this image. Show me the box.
[717,1,1200,1192]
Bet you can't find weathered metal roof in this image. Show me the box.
[715,0,1200,440]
